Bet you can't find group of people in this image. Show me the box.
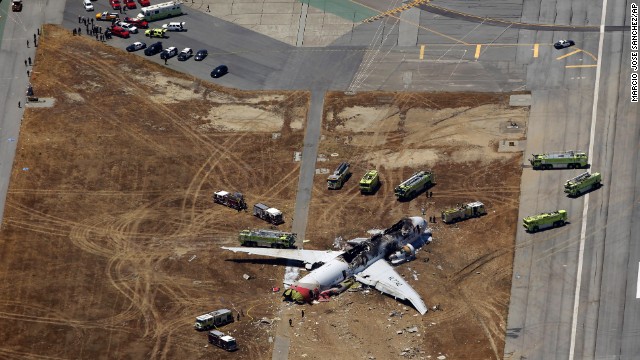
[75,16,112,41]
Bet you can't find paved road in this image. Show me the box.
[504,0,639,358]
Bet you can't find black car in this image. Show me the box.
[554,39,575,50]
[211,65,228,78]
[125,41,146,52]
[144,41,163,56]
[194,49,208,61]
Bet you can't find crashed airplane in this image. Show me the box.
[222,216,432,314]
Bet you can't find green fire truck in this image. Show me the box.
[529,150,588,170]
[359,170,380,194]
[394,170,435,200]
[522,210,567,233]
[327,162,351,190]
[564,172,602,197]
[239,229,297,248]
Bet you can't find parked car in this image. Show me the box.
[177,48,193,61]
[138,0,150,6]
[162,22,185,31]
[144,42,163,56]
[194,49,208,61]
[116,21,138,33]
[126,41,146,52]
[12,0,23,12]
[83,0,94,11]
[160,46,178,60]
[96,12,119,21]
[124,17,149,28]
[144,28,167,38]
[110,26,130,39]
[109,0,121,10]
[211,65,228,78]
[124,0,136,9]
[554,39,575,50]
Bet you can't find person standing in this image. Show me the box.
[24,59,27,66]
[289,318,292,327]
[28,57,32,65]
[301,309,305,318]
[26,40,29,48]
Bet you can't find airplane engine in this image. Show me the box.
[389,232,431,265]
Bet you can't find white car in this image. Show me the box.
[116,21,138,34]
[83,0,94,11]
[162,22,186,32]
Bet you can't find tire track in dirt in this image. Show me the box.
[257,164,302,199]
[0,347,67,360]
[182,133,253,232]
[56,48,256,180]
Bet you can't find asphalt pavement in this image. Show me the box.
[504,0,639,358]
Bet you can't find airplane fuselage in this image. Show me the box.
[288,217,428,301]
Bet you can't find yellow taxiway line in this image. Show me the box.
[420,45,425,60]
[474,44,481,59]
[565,64,598,68]
[533,43,539,58]
[556,49,582,60]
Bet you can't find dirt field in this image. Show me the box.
[0,25,306,360]
[291,92,527,359]
[0,26,527,360]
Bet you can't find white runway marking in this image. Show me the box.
[636,262,640,298]
[568,0,609,357]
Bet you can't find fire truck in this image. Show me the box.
[213,191,247,211]
[441,201,486,223]
[239,229,297,248]
[529,150,588,170]
[253,203,284,225]
[327,162,351,190]
[522,210,567,233]
[564,172,602,197]
[208,330,238,351]
[394,170,435,200]
[359,170,380,194]
[194,309,234,331]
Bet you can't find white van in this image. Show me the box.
[162,21,185,32]
[83,0,94,11]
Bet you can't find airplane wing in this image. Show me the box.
[221,247,343,265]
[354,259,428,315]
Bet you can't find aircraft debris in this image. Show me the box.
[242,274,251,280]
[437,356,447,360]
[397,330,404,334]
[222,217,432,314]
[406,326,418,333]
